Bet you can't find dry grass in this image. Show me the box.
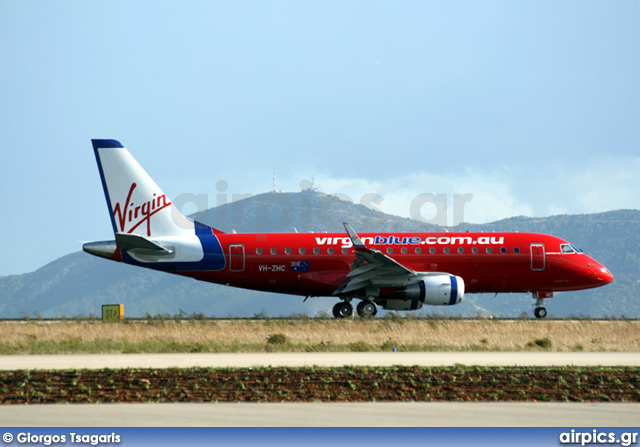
[0,319,638,354]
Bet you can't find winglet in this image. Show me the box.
[343,222,366,248]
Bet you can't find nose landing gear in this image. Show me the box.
[532,291,553,319]
[534,306,547,319]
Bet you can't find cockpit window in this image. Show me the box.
[571,244,584,253]
[561,244,575,254]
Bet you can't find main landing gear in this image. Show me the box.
[356,300,378,318]
[332,301,353,318]
[332,299,378,319]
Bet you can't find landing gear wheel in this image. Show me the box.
[333,302,354,319]
[357,301,378,318]
[534,307,547,319]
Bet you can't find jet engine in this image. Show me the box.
[394,274,465,306]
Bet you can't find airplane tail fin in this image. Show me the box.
[91,139,193,238]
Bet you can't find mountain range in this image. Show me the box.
[1,191,638,318]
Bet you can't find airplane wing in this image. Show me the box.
[333,223,419,295]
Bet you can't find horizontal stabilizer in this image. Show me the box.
[115,233,173,254]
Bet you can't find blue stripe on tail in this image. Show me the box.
[194,221,226,270]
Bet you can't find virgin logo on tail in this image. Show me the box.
[112,183,171,236]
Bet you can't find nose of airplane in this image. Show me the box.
[591,263,613,285]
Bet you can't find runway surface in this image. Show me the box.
[1,351,639,370]
[1,402,639,427]
[3,352,638,427]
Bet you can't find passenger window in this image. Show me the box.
[387,247,393,254]
[256,248,263,255]
[472,247,478,254]
[401,247,407,254]
[500,247,506,254]
[514,247,520,254]
[429,247,436,254]
[328,248,334,254]
[486,247,493,254]
[285,248,291,255]
[270,248,277,255]
[415,247,422,254]
[299,248,306,255]
[313,248,320,254]
[342,248,348,254]
[458,247,464,254]
[444,247,450,254]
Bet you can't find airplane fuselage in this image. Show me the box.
[113,230,611,297]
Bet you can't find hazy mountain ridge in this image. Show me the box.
[1,192,638,318]
[191,191,442,233]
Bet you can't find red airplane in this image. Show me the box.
[84,140,614,319]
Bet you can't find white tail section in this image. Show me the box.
[92,139,194,237]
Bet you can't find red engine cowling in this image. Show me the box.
[394,274,465,306]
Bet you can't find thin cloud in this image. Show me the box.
[254,157,640,225]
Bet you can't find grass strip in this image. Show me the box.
[1,319,639,354]
[1,366,638,404]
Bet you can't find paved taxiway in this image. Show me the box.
[2,351,640,370]
[1,402,638,427]
[3,352,638,427]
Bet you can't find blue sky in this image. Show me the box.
[1,1,639,275]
